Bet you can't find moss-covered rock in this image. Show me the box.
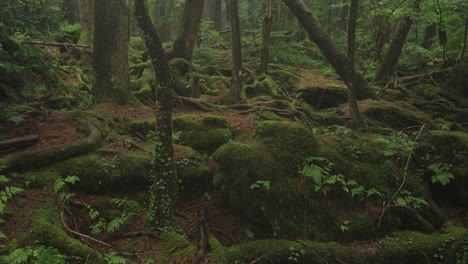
[415,130,468,206]
[210,223,466,264]
[297,84,348,109]
[122,118,155,135]
[360,100,433,129]
[213,121,318,238]
[174,144,211,197]
[268,70,300,92]
[173,114,233,154]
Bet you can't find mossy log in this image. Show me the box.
[0,124,101,172]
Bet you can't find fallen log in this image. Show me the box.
[0,134,39,150]
[24,40,93,49]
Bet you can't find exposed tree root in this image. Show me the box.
[175,96,218,111]
[0,134,38,150]
[192,206,209,264]
[0,123,101,172]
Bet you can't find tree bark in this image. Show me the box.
[256,0,273,75]
[93,0,132,104]
[228,0,243,102]
[281,0,375,99]
[373,16,413,83]
[134,0,178,230]
[421,24,436,50]
[78,0,95,44]
[213,0,223,31]
[347,0,364,128]
[168,0,205,61]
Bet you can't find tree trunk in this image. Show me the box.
[257,0,273,75]
[347,0,363,128]
[373,16,413,83]
[421,24,436,50]
[93,0,132,104]
[62,0,80,24]
[228,0,243,102]
[169,0,205,61]
[78,0,95,44]
[281,0,375,99]
[134,0,178,230]
[338,0,348,32]
[213,0,223,31]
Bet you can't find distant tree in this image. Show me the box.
[257,0,273,75]
[134,0,178,230]
[347,0,364,128]
[421,24,437,50]
[281,0,376,99]
[373,16,413,83]
[168,0,205,61]
[228,0,243,102]
[93,0,133,104]
[152,0,173,42]
[62,0,80,24]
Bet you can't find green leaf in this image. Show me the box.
[53,179,65,194]
[64,175,80,185]
[396,197,408,206]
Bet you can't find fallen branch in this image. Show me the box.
[174,96,217,111]
[192,207,209,264]
[387,204,434,233]
[0,134,38,149]
[24,40,93,49]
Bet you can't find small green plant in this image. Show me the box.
[2,245,66,264]
[0,166,23,239]
[6,113,25,126]
[90,198,142,235]
[287,246,306,262]
[340,220,350,232]
[395,190,429,209]
[53,175,80,202]
[433,237,456,264]
[427,163,454,186]
[104,252,127,264]
[250,180,271,191]
[300,157,365,197]
[374,132,416,159]
[456,230,468,264]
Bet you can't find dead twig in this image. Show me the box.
[60,211,111,247]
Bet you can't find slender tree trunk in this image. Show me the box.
[134,0,178,230]
[281,0,375,99]
[154,0,173,42]
[213,0,223,31]
[421,24,437,50]
[338,0,349,32]
[78,0,95,44]
[347,0,363,128]
[373,16,413,83]
[93,0,132,104]
[228,0,243,102]
[169,0,205,61]
[257,0,273,75]
[62,0,80,24]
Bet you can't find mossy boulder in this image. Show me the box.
[268,70,300,92]
[297,84,348,109]
[213,121,318,238]
[360,100,433,129]
[174,144,211,197]
[415,131,468,206]
[122,117,155,135]
[173,114,233,154]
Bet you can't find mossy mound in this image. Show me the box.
[122,117,155,135]
[297,84,348,109]
[268,69,300,92]
[173,114,233,154]
[211,223,467,264]
[213,121,318,238]
[360,100,433,129]
[415,130,468,206]
[174,144,211,197]
[244,75,279,98]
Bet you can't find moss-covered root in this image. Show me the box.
[28,206,105,263]
[212,223,466,264]
[0,123,101,172]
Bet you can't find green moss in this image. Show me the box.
[210,223,466,263]
[151,232,196,263]
[244,76,279,98]
[169,57,193,78]
[268,70,300,92]
[173,114,233,154]
[123,118,155,134]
